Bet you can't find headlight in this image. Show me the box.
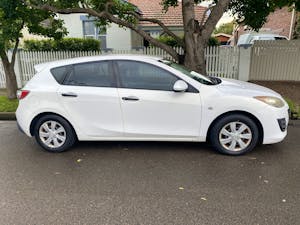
[254,96,285,108]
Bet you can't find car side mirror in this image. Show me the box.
[173,80,188,92]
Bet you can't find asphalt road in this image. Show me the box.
[0,121,299,225]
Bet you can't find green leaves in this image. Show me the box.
[0,0,67,52]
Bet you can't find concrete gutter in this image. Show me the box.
[0,112,16,120]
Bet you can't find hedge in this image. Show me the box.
[23,38,101,51]
[157,35,220,47]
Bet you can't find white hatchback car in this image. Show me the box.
[16,55,289,155]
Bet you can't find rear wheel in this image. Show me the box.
[34,115,76,153]
[210,114,259,155]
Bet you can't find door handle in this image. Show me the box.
[122,96,139,101]
[61,92,78,97]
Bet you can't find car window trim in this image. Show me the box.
[112,59,199,93]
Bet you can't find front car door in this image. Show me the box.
[57,60,123,138]
[114,60,202,140]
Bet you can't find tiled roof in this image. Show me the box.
[128,0,207,27]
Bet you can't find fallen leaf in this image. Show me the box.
[179,187,184,190]
[201,197,207,201]
[263,180,269,184]
[77,159,83,163]
[282,199,287,203]
[54,172,61,175]
[248,157,257,160]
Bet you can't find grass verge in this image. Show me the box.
[0,96,19,112]
[285,98,300,120]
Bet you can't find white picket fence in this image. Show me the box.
[0,46,239,88]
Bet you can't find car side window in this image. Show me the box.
[51,65,72,84]
[116,60,178,91]
[64,61,114,87]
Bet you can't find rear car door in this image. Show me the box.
[56,61,123,137]
[114,60,202,139]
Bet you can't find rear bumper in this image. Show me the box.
[17,121,25,134]
[16,106,32,137]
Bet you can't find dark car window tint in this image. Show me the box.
[116,61,178,91]
[51,66,71,84]
[64,61,113,87]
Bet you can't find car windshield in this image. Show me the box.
[160,60,221,85]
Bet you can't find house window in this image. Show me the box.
[82,20,107,49]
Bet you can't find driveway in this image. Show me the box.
[0,121,299,225]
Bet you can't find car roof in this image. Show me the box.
[34,54,163,72]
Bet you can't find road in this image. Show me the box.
[0,121,299,225]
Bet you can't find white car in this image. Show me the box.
[16,55,289,155]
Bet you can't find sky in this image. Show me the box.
[199,0,234,27]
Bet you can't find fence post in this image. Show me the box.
[238,46,251,81]
[14,50,23,88]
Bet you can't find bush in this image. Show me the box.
[156,35,181,47]
[23,38,101,51]
[208,37,220,46]
[157,35,220,47]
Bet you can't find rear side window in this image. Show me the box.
[64,61,114,87]
[50,66,71,84]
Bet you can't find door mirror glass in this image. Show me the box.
[173,80,188,92]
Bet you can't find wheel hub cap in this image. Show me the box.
[219,121,252,152]
[39,121,66,149]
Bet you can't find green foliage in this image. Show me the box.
[30,0,139,28]
[214,22,234,35]
[230,0,299,30]
[156,35,181,47]
[0,0,67,52]
[285,98,300,119]
[23,38,101,51]
[157,35,219,47]
[160,0,299,31]
[0,96,18,112]
[208,37,220,46]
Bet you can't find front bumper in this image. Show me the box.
[261,106,289,144]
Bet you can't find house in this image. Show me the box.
[56,14,143,50]
[128,0,207,46]
[233,7,297,44]
[213,33,232,45]
[53,0,207,49]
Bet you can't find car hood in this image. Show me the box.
[217,78,281,98]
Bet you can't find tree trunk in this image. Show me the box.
[182,0,207,75]
[0,52,18,99]
[183,35,207,75]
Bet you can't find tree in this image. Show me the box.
[26,0,299,75]
[0,0,66,99]
[214,21,234,35]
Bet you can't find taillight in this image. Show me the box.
[17,90,30,100]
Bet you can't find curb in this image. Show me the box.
[0,112,16,120]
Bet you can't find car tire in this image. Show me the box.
[33,115,76,153]
[210,114,259,155]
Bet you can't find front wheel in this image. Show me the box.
[210,114,259,155]
[34,115,76,153]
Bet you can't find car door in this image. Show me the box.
[115,60,202,139]
[57,60,123,137]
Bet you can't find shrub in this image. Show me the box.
[23,38,101,51]
[157,35,220,47]
[208,37,220,46]
[157,35,181,47]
